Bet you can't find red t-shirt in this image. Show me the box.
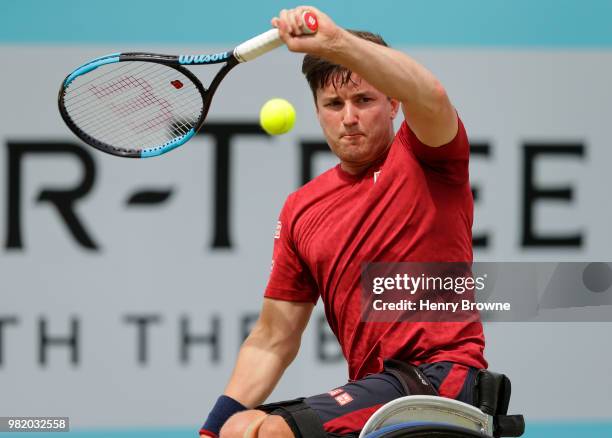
[265,118,487,380]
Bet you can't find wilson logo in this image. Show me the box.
[179,52,229,64]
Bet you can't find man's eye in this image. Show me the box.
[326,101,342,107]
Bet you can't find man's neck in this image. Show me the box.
[339,141,392,175]
[340,161,373,175]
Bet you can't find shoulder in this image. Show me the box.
[388,117,470,185]
[398,115,469,157]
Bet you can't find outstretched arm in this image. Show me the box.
[223,297,314,407]
[273,6,457,148]
[199,297,314,436]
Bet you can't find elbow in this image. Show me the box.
[426,81,451,116]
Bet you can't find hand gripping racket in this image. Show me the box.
[58,11,318,158]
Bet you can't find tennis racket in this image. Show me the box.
[58,11,318,158]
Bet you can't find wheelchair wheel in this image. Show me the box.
[363,422,491,438]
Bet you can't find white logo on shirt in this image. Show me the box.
[374,170,382,183]
[274,221,282,239]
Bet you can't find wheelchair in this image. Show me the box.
[359,371,525,438]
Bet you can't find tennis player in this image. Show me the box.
[200,6,486,437]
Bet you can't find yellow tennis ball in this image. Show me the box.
[259,98,296,135]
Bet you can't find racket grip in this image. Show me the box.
[234,11,318,63]
[234,28,284,63]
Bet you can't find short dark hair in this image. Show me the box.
[301,30,388,102]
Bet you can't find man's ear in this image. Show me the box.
[389,98,400,119]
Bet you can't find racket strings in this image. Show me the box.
[64,61,143,103]
[72,94,202,151]
[64,63,204,141]
[63,61,204,152]
[73,86,201,139]
[75,98,201,151]
[65,63,198,131]
[69,85,201,133]
[65,61,186,111]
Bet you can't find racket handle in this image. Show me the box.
[234,29,284,63]
[234,11,318,63]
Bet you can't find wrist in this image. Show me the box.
[319,26,348,60]
[200,395,247,437]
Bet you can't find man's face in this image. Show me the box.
[315,73,399,173]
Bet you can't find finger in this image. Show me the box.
[275,10,288,33]
[275,19,291,44]
[278,8,290,31]
[283,9,297,35]
[291,9,303,36]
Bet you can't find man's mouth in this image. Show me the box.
[342,133,364,138]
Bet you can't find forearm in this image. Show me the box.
[200,298,310,437]
[274,6,457,146]
[223,326,300,407]
[324,29,448,114]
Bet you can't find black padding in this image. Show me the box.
[383,359,438,396]
[497,376,511,416]
[494,415,525,437]
[257,398,328,438]
[474,370,511,416]
[473,371,524,437]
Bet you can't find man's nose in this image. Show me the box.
[342,104,358,125]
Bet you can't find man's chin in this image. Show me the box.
[338,139,366,153]
[338,149,364,161]
[338,152,372,168]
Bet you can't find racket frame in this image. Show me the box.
[58,52,239,158]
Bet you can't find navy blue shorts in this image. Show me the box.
[302,362,479,436]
